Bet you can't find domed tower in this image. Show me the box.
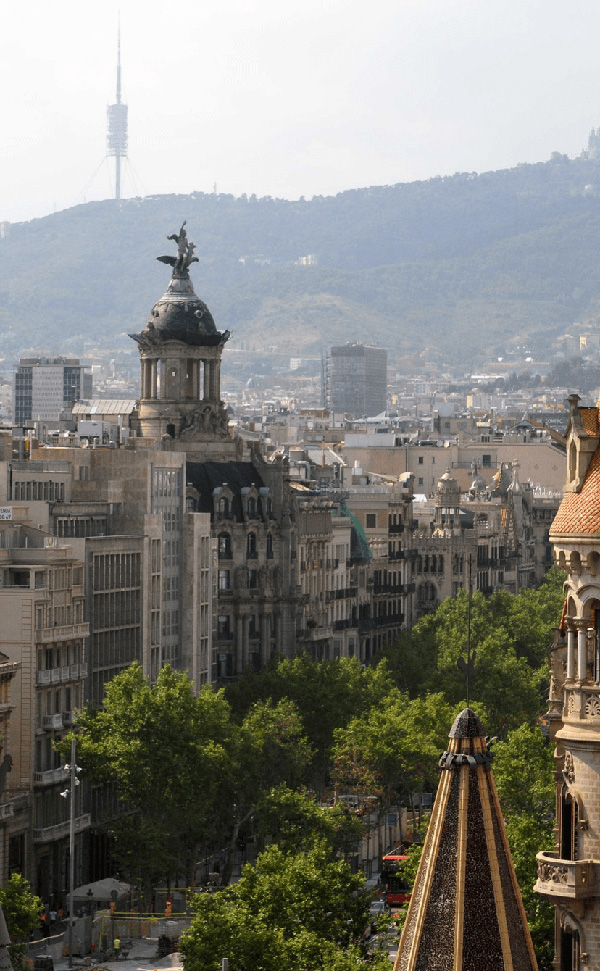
[435,469,461,531]
[130,223,233,454]
[537,393,600,969]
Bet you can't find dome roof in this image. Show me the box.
[437,469,459,494]
[130,224,230,348]
[143,274,221,346]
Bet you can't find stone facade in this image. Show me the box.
[537,393,600,969]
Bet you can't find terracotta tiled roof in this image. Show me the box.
[580,407,600,436]
[552,446,600,535]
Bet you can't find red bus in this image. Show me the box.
[381,853,410,907]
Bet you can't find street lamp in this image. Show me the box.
[60,739,81,970]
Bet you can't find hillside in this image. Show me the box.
[3,153,600,368]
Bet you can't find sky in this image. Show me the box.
[2,0,600,224]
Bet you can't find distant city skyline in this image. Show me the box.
[3,0,600,224]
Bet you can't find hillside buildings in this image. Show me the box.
[0,224,564,904]
[13,358,92,427]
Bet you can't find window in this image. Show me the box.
[217,615,231,636]
[247,533,257,558]
[418,477,424,486]
[366,514,376,529]
[266,534,273,559]
[482,454,492,468]
[247,570,258,589]
[218,569,230,591]
[218,533,231,559]
[247,497,257,518]
[218,497,229,517]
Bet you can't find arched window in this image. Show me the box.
[266,534,273,559]
[218,533,231,559]
[560,785,579,861]
[218,497,229,517]
[247,497,257,518]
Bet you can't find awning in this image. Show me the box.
[71,877,131,901]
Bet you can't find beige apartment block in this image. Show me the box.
[0,529,89,905]
[343,437,566,496]
[345,473,417,657]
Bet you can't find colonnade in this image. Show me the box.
[140,356,221,402]
[565,620,600,682]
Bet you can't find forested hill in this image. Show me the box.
[4,153,600,367]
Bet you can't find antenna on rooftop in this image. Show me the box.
[457,553,476,706]
[107,17,128,201]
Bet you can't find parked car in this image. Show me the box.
[368,899,386,934]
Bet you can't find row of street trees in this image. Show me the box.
[63,567,564,970]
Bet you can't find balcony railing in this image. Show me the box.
[388,523,404,534]
[534,852,597,900]
[0,804,14,822]
[37,623,89,644]
[33,813,91,844]
[36,662,88,686]
[43,713,63,731]
[34,767,69,787]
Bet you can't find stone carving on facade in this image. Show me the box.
[585,694,600,717]
[180,404,230,439]
[563,750,576,784]
[538,860,569,885]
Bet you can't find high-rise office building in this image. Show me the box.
[327,342,387,418]
[13,358,92,425]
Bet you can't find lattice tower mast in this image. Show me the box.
[107,24,128,201]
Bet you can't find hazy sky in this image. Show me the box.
[2,0,600,224]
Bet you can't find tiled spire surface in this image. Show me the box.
[394,708,538,971]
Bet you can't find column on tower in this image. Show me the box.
[577,622,588,681]
[141,359,150,399]
[206,361,216,401]
[566,627,576,681]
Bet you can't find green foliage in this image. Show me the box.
[63,664,314,892]
[180,843,387,971]
[383,571,564,735]
[226,655,394,782]
[493,724,556,971]
[331,691,454,803]
[0,873,42,971]
[255,785,363,857]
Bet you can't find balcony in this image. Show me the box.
[36,663,87,687]
[534,852,597,900]
[388,523,404,534]
[37,623,89,644]
[34,813,91,844]
[43,713,63,731]
[0,804,14,822]
[34,767,69,787]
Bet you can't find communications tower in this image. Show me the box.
[106,25,128,201]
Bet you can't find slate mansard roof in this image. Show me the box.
[186,462,267,520]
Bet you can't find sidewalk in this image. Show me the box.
[56,937,183,971]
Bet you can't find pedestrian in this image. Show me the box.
[114,936,121,960]
[49,908,57,927]
[40,912,49,939]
